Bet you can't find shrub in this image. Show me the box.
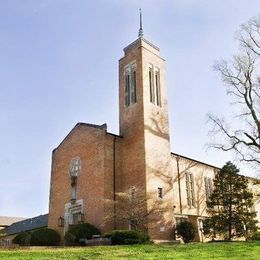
[103,230,150,245]
[103,231,112,238]
[202,218,217,239]
[176,221,195,243]
[249,231,260,241]
[64,231,76,246]
[13,232,31,246]
[30,228,60,246]
[64,222,101,246]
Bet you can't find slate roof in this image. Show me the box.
[0,216,26,227]
[2,214,48,235]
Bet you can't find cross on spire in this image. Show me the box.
[138,8,144,38]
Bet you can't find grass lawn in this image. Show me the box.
[0,242,259,259]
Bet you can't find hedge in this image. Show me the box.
[13,232,31,246]
[30,228,60,246]
[176,221,195,243]
[250,231,260,241]
[103,230,150,245]
[64,222,101,246]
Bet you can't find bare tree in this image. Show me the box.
[103,187,171,231]
[208,15,260,167]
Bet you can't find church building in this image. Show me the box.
[48,14,260,242]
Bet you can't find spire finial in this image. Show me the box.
[138,8,144,38]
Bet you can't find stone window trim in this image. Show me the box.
[68,157,81,203]
[124,62,137,107]
[128,219,138,231]
[155,67,162,107]
[68,157,81,177]
[185,172,196,208]
[64,199,84,231]
[149,63,162,107]
[149,65,155,104]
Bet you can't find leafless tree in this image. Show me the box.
[103,187,171,231]
[208,15,260,168]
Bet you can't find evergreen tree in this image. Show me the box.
[205,161,257,240]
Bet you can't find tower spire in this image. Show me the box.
[138,8,144,38]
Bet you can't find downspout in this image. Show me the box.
[176,156,183,215]
[113,136,116,229]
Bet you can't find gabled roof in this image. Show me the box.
[53,122,108,153]
[171,152,260,181]
[0,216,26,227]
[53,122,123,153]
[171,152,220,170]
[2,214,48,236]
[76,122,107,130]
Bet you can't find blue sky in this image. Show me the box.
[0,0,259,217]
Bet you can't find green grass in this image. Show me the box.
[0,242,260,259]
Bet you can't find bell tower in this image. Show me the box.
[119,10,174,240]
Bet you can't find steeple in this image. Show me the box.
[138,8,144,38]
[123,8,160,55]
[119,9,173,241]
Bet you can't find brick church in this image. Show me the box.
[48,14,260,242]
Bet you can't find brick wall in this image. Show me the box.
[48,124,112,238]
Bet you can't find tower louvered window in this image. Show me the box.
[149,64,161,107]
[149,67,155,103]
[155,68,161,107]
[125,63,137,107]
[185,172,195,207]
